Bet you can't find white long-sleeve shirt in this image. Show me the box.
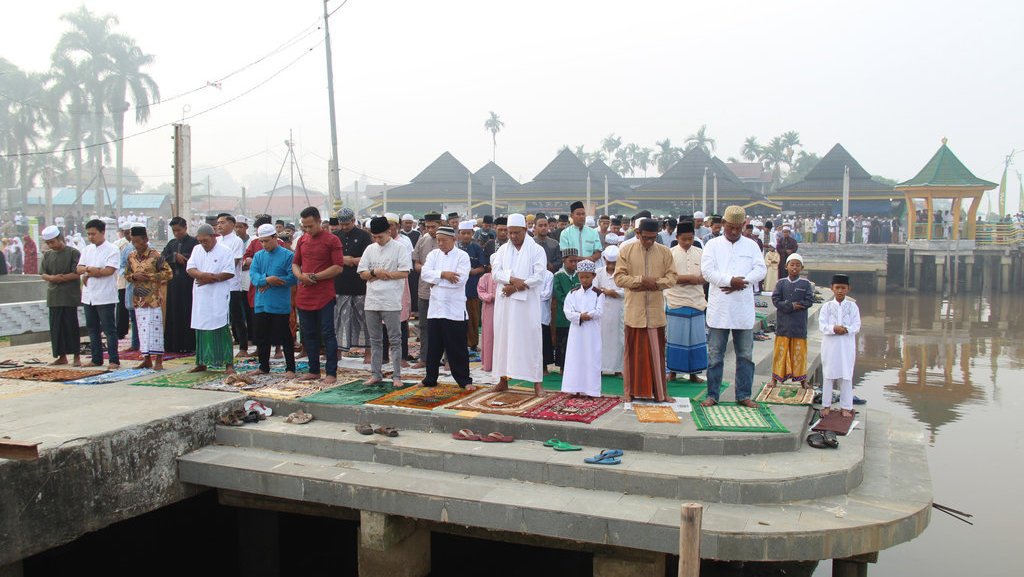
[539,269,554,325]
[420,246,470,321]
[700,235,767,330]
[819,297,861,380]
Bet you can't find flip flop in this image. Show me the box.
[374,426,399,438]
[452,429,481,441]
[479,432,514,443]
[596,449,623,458]
[243,400,272,417]
[285,410,314,424]
[584,454,622,465]
[543,438,563,447]
[356,423,374,435]
[23,358,44,365]
[551,441,582,452]
[822,431,840,448]
[853,396,867,405]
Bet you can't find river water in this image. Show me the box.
[813,291,1024,576]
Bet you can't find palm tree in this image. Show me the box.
[612,147,633,176]
[780,130,801,166]
[632,145,653,177]
[601,133,622,160]
[653,139,683,175]
[760,136,789,186]
[0,60,48,208]
[46,54,90,213]
[104,37,159,214]
[684,124,716,154]
[55,5,123,215]
[484,111,504,162]
[741,136,761,161]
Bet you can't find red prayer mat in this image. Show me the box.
[520,393,621,424]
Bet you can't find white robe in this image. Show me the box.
[492,235,548,383]
[818,298,861,380]
[187,242,236,331]
[561,286,605,397]
[594,266,624,373]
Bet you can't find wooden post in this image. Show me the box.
[679,503,702,577]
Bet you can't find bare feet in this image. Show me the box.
[737,399,759,409]
[663,396,675,403]
[800,381,813,389]
[50,356,68,366]
[841,409,854,418]
[465,384,479,392]
[297,373,320,381]
[153,363,164,371]
[72,355,81,367]
[492,377,509,392]
[134,360,152,370]
[283,371,295,379]
[365,377,383,385]
[411,362,426,369]
[688,374,704,383]
[224,364,236,375]
[273,350,283,359]
[533,382,546,396]
[323,375,337,385]
[666,371,676,382]
[187,365,207,373]
[235,350,252,359]
[392,378,404,389]
[243,370,266,377]
[821,406,831,417]
[108,363,120,370]
[766,380,777,389]
[401,361,411,369]
[363,354,371,365]
[700,398,718,407]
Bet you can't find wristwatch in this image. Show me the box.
[310,273,318,282]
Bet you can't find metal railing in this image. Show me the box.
[908,222,1024,245]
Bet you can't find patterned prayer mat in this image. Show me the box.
[366,384,475,410]
[812,410,856,435]
[130,370,221,388]
[300,380,392,405]
[246,379,353,401]
[163,356,198,367]
[104,349,191,361]
[754,384,814,405]
[447,387,550,416]
[192,373,282,392]
[66,368,157,385]
[530,372,728,401]
[0,367,107,382]
[633,404,681,424]
[690,402,789,433]
[0,379,71,400]
[520,393,621,424]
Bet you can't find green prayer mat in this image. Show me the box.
[754,383,814,405]
[129,370,221,388]
[512,373,728,400]
[690,402,788,433]
[300,380,392,405]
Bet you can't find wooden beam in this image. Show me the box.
[0,439,41,460]
[966,195,981,240]
[925,194,934,240]
[952,197,962,241]
[905,193,917,240]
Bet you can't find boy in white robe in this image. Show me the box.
[818,274,861,417]
[560,259,605,397]
[594,244,624,374]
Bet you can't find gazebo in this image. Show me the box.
[895,139,997,240]
[367,152,483,215]
[633,148,769,215]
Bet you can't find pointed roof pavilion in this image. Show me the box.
[508,148,631,213]
[472,161,520,213]
[634,148,767,213]
[773,143,894,199]
[895,139,997,240]
[370,152,483,213]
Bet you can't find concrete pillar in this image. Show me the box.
[965,257,975,292]
[913,256,923,289]
[1001,257,1011,293]
[358,511,430,577]
[934,258,945,292]
[0,561,23,577]
[236,508,280,577]
[832,558,868,576]
[593,548,667,577]
[874,270,887,294]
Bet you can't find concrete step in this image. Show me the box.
[262,396,815,457]
[214,415,864,504]
[178,409,931,562]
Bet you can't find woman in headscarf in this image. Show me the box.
[22,234,38,275]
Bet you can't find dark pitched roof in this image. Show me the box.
[384,151,482,196]
[633,148,763,200]
[514,149,632,198]
[473,161,520,189]
[774,143,894,197]
[724,162,772,182]
[897,140,997,189]
[586,159,625,184]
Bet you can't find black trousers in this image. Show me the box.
[116,288,129,339]
[555,326,570,369]
[49,306,80,357]
[229,291,249,350]
[424,318,471,387]
[255,312,295,373]
[541,324,555,368]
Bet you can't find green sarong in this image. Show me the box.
[196,326,234,368]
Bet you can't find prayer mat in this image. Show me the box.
[633,404,681,424]
[246,379,348,401]
[625,397,692,414]
[447,387,550,416]
[191,372,284,392]
[65,368,156,384]
[105,349,191,361]
[0,367,107,382]
[130,370,220,388]
[812,410,857,435]
[300,380,392,405]
[164,355,198,367]
[0,379,71,400]
[520,393,621,424]
[530,373,728,401]
[367,384,475,410]
[233,358,311,373]
[755,384,814,405]
[690,402,789,433]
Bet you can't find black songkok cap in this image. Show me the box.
[130,226,147,237]
[424,212,442,222]
[569,201,585,212]
[558,214,569,222]
[676,221,695,235]
[494,216,508,226]
[831,274,850,286]
[483,215,494,224]
[369,216,390,234]
[329,217,339,225]
[639,218,659,233]
[610,217,622,226]
[447,212,460,219]
[710,215,723,224]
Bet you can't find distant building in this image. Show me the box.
[771,144,896,216]
[633,148,773,215]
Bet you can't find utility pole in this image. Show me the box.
[323,0,342,210]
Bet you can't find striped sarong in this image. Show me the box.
[771,336,807,383]
[196,325,233,367]
[623,326,669,402]
[665,306,708,375]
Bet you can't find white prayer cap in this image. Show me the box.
[385,212,399,223]
[602,244,619,262]
[235,215,249,225]
[782,225,792,231]
[576,260,596,274]
[257,224,277,238]
[458,221,475,231]
[41,225,61,241]
[119,222,132,231]
[585,216,596,227]
[507,213,527,228]
[401,213,415,222]
[604,233,621,245]
[786,253,803,264]
[693,211,705,219]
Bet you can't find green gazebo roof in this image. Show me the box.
[898,140,997,189]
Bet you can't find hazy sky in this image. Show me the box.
[2,0,1023,210]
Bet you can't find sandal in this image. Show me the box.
[822,430,840,448]
[374,426,399,438]
[479,432,514,443]
[806,432,827,449]
[356,423,374,435]
[550,441,582,452]
[584,453,622,465]
[285,410,314,425]
[452,429,480,441]
[218,409,246,427]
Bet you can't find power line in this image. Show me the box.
[0,37,325,159]
[133,148,277,178]
[303,148,402,184]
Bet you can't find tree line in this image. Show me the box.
[0,5,160,215]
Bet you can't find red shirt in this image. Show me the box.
[292,230,344,310]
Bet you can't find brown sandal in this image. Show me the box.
[373,426,399,438]
[356,423,374,435]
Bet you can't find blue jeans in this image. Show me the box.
[297,299,338,377]
[84,303,119,365]
[706,328,754,402]
[129,309,139,350]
